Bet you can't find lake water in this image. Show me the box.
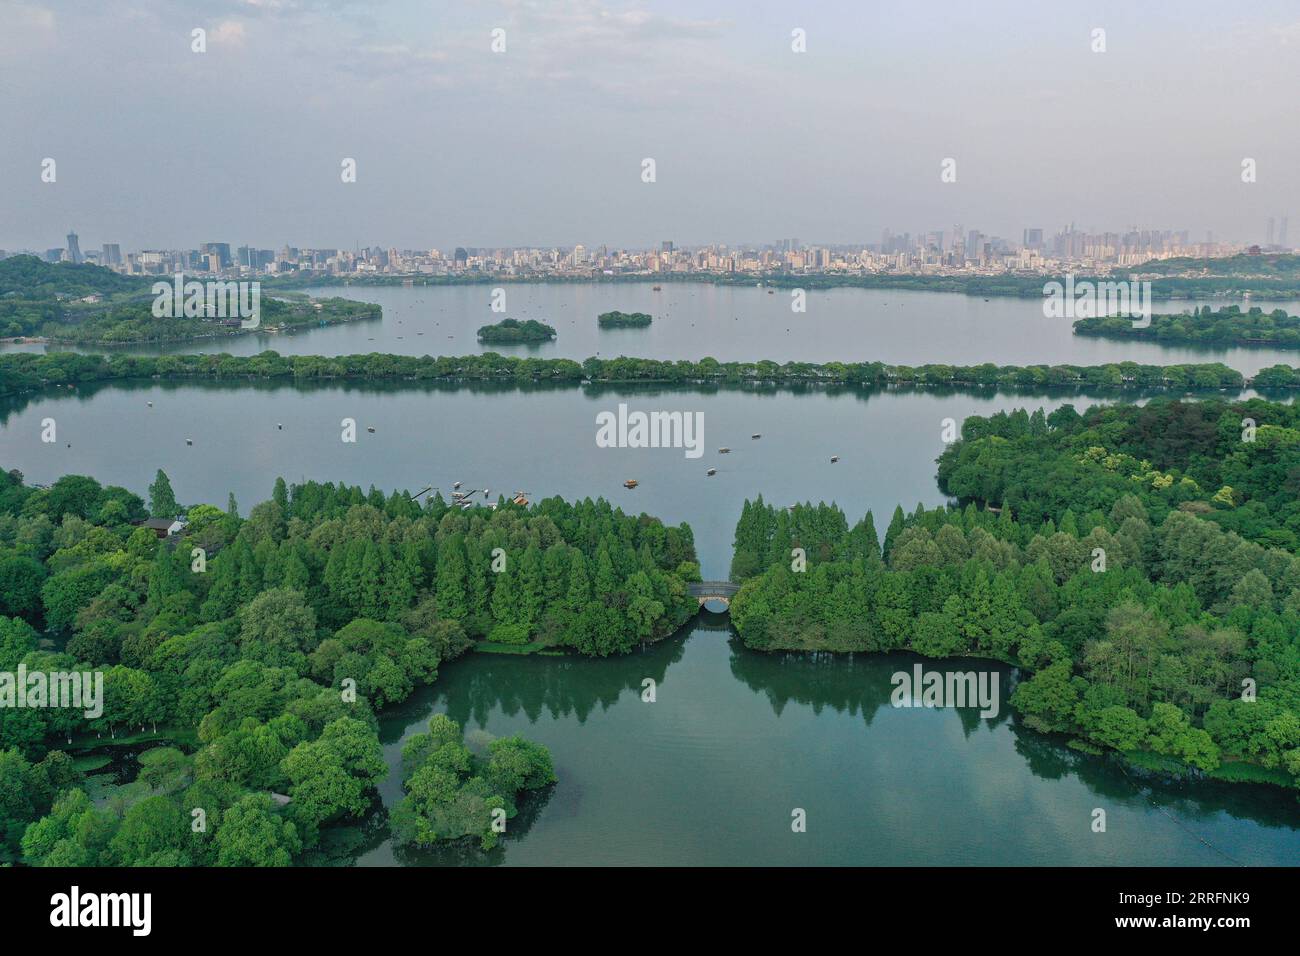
[346,616,1300,866]
[11,282,1300,377]
[3,285,1299,865]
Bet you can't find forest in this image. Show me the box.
[936,397,1300,552]
[44,297,381,346]
[0,255,147,301]
[0,255,149,341]
[0,468,697,864]
[729,397,1300,788]
[0,255,378,345]
[2,348,1283,402]
[1074,305,1300,348]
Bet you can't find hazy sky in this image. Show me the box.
[3,0,1299,252]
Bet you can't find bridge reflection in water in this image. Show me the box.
[688,580,739,610]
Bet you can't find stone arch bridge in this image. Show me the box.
[688,581,740,610]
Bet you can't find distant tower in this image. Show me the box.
[1267,217,1275,246]
[1280,217,1290,249]
[66,231,82,264]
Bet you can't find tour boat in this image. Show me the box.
[719,447,730,454]
[706,468,717,476]
[831,455,840,463]
[751,433,761,439]
[624,479,639,489]
[367,426,376,433]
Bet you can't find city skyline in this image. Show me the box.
[7,215,1289,274]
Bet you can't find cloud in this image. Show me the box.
[7,0,55,28]
[340,43,450,83]
[0,2,56,55]
[211,19,247,45]
[478,1,734,103]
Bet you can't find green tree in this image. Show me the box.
[149,469,180,519]
[213,794,301,866]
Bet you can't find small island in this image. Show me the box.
[392,715,556,850]
[1073,305,1300,348]
[597,310,652,329]
[476,317,557,343]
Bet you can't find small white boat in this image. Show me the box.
[830,455,840,463]
[706,468,717,476]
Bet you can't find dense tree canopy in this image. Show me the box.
[730,399,1300,787]
[0,349,1274,403]
[1075,305,1300,348]
[0,463,693,864]
[475,318,557,343]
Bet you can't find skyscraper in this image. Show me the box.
[200,242,232,268]
[66,231,82,264]
[101,243,121,266]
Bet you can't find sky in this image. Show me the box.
[2,0,1299,252]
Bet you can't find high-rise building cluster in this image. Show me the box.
[0,220,1285,281]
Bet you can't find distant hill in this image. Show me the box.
[1135,253,1300,278]
[0,254,147,299]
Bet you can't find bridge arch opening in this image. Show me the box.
[688,581,739,615]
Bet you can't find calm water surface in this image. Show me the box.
[347,617,1300,866]
[11,283,1300,376]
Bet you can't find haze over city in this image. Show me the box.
[3,0,1300,250]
